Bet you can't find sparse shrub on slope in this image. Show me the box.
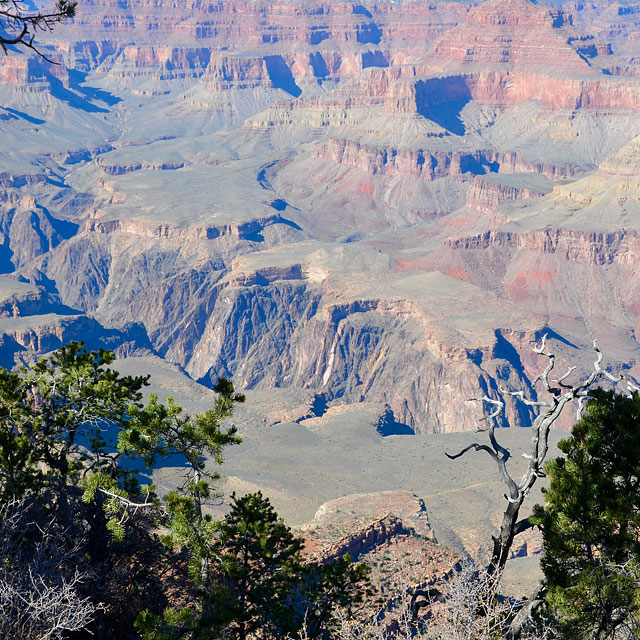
[308,558,555,640]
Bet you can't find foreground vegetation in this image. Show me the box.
[1,342,640,639]
[0,343,368,639]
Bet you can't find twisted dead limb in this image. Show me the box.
[440,337,638,637]
[446,336,631,576]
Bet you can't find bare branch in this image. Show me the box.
[504,491,522,504]
[472,395,504,422]
[451,337,629,586]
[627,380,640,397]
[532,333,547,355]
[551,365,577,388]
[499,385,551,408]
[445,442,500,463]
[0,499,96,639]
[531,333,558,395]
[592,339,622,384]
[98,486,156,525]
[0,0,77,61]
[99,486,154,509]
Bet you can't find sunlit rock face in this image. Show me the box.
[1,0,640,433]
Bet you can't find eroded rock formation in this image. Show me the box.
[0,0,640,437]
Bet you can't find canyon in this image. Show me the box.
[2,0,640,567]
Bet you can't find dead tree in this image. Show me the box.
[446,335,635,576]
[0,0,76,60]
[437,336,640,638]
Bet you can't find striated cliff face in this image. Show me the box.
[1,0,640,444]
[429,0,588,73]
[9,205,543,433]
[314,138,581,183]
[431,133,640,368]
[52,0,469,47]
[465,176,552,213]
[446,228,640,267]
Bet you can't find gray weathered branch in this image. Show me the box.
[449,335,631,582]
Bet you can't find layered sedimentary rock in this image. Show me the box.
[1,0,640,444]
[300,491,454,614]
[314,139,581,182]
[465,175,553,214]
[430,134,640,376]
[428,0,588,73]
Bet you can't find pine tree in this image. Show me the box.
[532,389,640,640]
[138,489,371,640]
[0,342,150,521]
[0,342,245,637]
[208,491,306,640]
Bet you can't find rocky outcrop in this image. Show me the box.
[97,159,185,175]
[119,46,211,71]
[84,214,288,241]
[0,277,71,320]
[8,209,68,271]
[301,490,436,561]
[0,57,65,85]
[0,198,77,272]
[159,268,540,433]
[389,70,640,114]
[299,491,454,617]
[205,55,272,90]
[0,171,47,189]
[0,58,40,84]
[567,0,640,65]
[0,314,150,368]
[0,314,97,354]
[465,176,551,213]
[23,216,541,433]
[312,515,406,563]
[314,138,581,182]
[52,0,468,50]
[446,229,640,267]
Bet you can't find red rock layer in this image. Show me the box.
[314,138,582,182]
[428,0,590,74]
[384,71,640,114]
[52,0,468,48]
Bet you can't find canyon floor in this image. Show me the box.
[2,0,640,585]
[114,354,560,594]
